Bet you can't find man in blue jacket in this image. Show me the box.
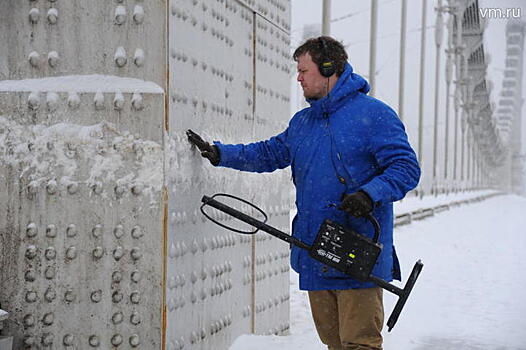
[187,36,420,350]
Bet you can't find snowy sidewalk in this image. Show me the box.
[230,194,526,350]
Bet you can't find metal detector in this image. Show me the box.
[200,193,423,331]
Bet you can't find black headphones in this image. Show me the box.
[318,37,336,78]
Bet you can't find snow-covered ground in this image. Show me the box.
[230,194,526,350]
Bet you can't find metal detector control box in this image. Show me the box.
[311,219,382,281]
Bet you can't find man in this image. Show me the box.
[187,36,420,350]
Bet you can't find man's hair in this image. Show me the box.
[293,36,348,76]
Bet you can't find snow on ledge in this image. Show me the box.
[0,309,8,321]
[0,75,164,94]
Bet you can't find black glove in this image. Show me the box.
[186,129,220,166]
[338,190,373,218]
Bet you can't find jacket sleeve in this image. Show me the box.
[212,129,291,173]
[360,108,421,205]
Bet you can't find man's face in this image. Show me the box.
[297,52,328,100]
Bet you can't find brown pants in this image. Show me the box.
[308,288,384,350]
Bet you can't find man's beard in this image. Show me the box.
[303,91,322,100]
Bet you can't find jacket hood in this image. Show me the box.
[306,62,370,117]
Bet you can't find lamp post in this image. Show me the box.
[433,0,444,194]
[322,0,331,35]
[369,0,378,97]
[398,0,408,120]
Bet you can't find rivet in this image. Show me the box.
[131,270,140,282]
[113,246,124,260]
[63,334,74,346]
[92,224,103,238]
[66,224,77,237]
[44,287,56,302]
[64,289,75,302]
[114,46,127,67]
[25,290,37,303]
[28,51,40,67]
[89,335,100,347]
[133,5,144,24]
[113,225,124,239]
[25,270,36,282]
[130,291,140,304]
[66,182,78,194]
[29,8,40,23]
[111,334,123,346]
[90,290,102,303]
[42,333,54,346]
[112,312,123,325]
[190,292,197,303]
[131,93,143,110]
[111,271,122,283]
[130,247,142,260]
[114,6,126,25]
[26,223,38,237]
[131,184,143,195]
[112,291,123,303]
[23,314,35,327]
[46,180,57,194]
[168,276,176,290]
[47,8,58,24]
[92,182,103,194]
[115,185,126,196]
[45,266,55,279]
[191,239,199,254]
[66,246,77,260]
[131,225,143,238]
[113,91,125,110]
[94,91,105,110]
[47,51,59,67]
[92,246,104,259]
[169,242,176,259]
[179,274,186,287]
[130,312,141,325]
[28,91,40,110]
[42,312,54,325]
[134,48,145,67]
[67,91,80,109]
[129,334,140,347]
[45,247,56,260]
[200,238,208,252]
[25,245,37,259]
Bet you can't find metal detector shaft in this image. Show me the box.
[201,195,311,250]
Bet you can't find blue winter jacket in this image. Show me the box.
[214,62,420,291]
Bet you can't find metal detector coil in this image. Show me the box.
[200,194,423,332]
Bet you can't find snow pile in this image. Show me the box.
[0,74,163,93]
[0,116,163,203]
[0,309,8,321]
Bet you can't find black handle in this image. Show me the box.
[364,213,381,243]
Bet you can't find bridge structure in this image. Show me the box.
[0,1,524,350]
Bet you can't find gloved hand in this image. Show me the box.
[186,129,220,166]
[338,190,373,217]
